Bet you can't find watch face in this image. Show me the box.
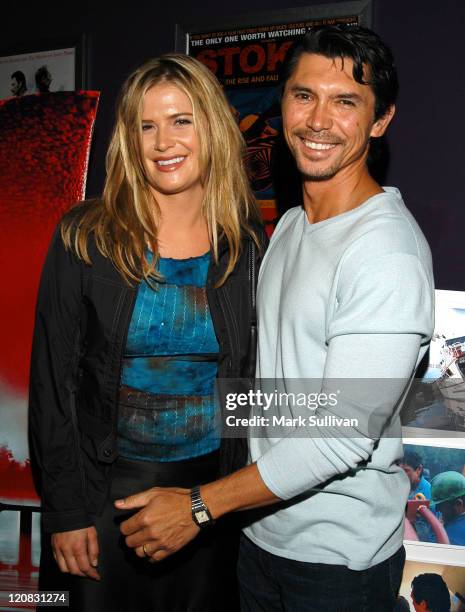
[195,510,210,524]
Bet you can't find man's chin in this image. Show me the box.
[298,166,339,182]
[294,155,341,182]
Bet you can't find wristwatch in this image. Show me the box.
[190,485,215,528]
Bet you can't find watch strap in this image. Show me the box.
[190,485,215,528]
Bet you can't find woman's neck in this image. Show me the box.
[153,188,210,258]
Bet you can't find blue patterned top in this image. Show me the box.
[118,251,220,461]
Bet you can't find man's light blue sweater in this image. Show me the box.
[244,187,435,570]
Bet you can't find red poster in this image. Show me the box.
[0,91,99,504]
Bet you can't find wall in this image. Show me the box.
[2,0,464,289]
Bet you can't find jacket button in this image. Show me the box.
[103,449,112,457]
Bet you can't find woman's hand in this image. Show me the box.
[51,526,100,580]
[115,487,199,562]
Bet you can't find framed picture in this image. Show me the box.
[176,1,373,233]
[0,36,87,100]
[176,1,373,52]
[402,290,465,438]
[398,559,465,611]
[402,438,465,566]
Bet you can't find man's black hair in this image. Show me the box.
[400,451,423,471]
[411,573,451,612]
[35,65,51,91]
[281,25,398,121]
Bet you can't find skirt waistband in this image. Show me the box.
[114,449,220,487]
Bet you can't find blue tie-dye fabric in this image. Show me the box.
[118,252,221,462]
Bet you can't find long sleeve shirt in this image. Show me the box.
[244,187,434,570]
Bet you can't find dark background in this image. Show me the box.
[2,0,464,290]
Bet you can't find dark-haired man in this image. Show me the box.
[10,70,27,96]
[401,451,437,542]
[432,471,465,545]
[411,573,451,612]
[401,451,432,500]
[117,25,434,611]
[35,65,52,93]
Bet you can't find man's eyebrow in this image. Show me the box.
[287,84,314,94]
[287,86,365,103]
[333,92,364,102]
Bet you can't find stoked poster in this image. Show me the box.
[188,15,359,234]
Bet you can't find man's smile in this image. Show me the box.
[302,140,338,151]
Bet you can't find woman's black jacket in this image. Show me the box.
[29,221,267,534]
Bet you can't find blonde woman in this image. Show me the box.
[29,54,266,611]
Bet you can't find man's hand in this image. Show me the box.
[115,463,279,562]
[51,526,100,580]
[115,487,200,562]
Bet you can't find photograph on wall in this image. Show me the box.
[0,42,82,100]
[401,290,465,436]
[396,559,465,611]
[401,440,465,553]
[178,2,372,234]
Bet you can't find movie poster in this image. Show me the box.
[188,15,359,234]
[0,92,99,597]
[0,48,76,100]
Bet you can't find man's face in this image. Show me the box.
[281,53,393,181]
[10,77,20,96]
[400,463,422,490]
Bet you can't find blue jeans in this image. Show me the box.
[238,534,405,612]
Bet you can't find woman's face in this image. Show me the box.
[141,82,203,200]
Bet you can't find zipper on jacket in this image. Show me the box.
[244,240,258,379]
[248,240,257,323]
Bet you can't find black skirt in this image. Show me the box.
[38,451,241,612]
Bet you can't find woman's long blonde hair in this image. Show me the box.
[61,53,261,285]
